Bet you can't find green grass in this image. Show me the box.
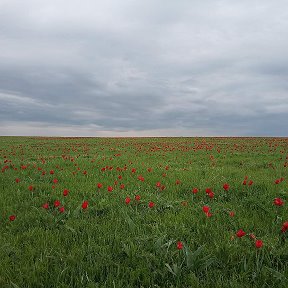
[0,136,287,288]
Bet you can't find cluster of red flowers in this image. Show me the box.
[242,176,253,186]
[202,205,212,217]
[3,137,288,256]
[236,229,263,248]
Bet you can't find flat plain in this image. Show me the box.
[0,136,287,287]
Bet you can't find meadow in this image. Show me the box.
[0,136,287,288]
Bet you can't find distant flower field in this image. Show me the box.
[0,136,287,287]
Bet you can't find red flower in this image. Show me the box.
[229,211,235,217]
[248,180,253,186]
[135,195,141,201]
[281,221,288,233]
[42,203,49,209]
[177,241,183,250]
[9,215,16,221]
[243,180,247,185]
[223,183,230,191]
[175,179,181,185]
[53,179,58,184]
[148,201,155,208]
[192,188,199,194]
[205,188,212,194]
[131,168,136,173]
[15,178,20,183]
[255,240,263,248]
[54,200,61,207]
[137,175,144,182]
[120,184,125,189]
[63,189,69,196]
[236,229,246,238]
[50,170,54,175]
[249,233,256,240]
[82,201,88,209]
[274,198,284,206]
[59,206,65,213]
[156,182,161,188]
[28,185,33,191]
[125,197,131,204]
[107,186,113,192]
[97,183,103,189]
[208,192,214,199]
[202,206,210,213]
[118,175,122,179]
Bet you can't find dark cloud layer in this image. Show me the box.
[0,0,288,136]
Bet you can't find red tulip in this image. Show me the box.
[9,215,16,221]
[236,229,246,238]
[148,201,155,208]
[63,189,69,196]
[205,188,212,194]
[229,211,235,217]
[255,240,263,248]
[192,188,198,194]
[177,241,183,250]
[208,192,214,199]
[274,198,284,206]
[42,203,49,209]
[223,183,230,191]
[281,221,288,233]
[82,201,88,209]
[202,206,210,213]
[59,206,65,213]
[54,200,61,207]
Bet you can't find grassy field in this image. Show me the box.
[0,136,287,288]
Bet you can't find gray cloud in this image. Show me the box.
[0,0,288,136]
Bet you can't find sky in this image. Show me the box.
[0,0,288,137]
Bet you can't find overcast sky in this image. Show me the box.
[0,0,288,136]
